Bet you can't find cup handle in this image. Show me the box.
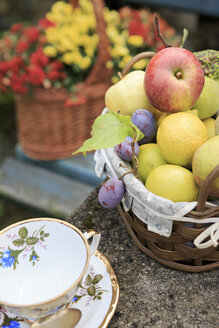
[83,230,101,256]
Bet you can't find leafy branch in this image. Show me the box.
[73,111,144,155]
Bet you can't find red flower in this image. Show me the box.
[30,48,49,67]
[128,19,146,38]
[16,40,29,53]
[9,57,24,73]
[10,23,23,33]
[64,96,87,107]
[49,61,64,71]
[46,70,60,81]
[11,74,28,94]
[3,37,12,48]
[38,18,56,29]
[24,27,40,43]
[130,9,141,20]
[0,62,9,74]
[27,65,45,86]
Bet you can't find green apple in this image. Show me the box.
[137,143,167,184]
[192,76,219,119]
[202,117,215,138]
[105,70,156,116]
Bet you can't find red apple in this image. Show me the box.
[144,47,205,113]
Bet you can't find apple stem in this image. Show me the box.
[117,72,123,80]
[175,71,183,79]
[155,14,172,48]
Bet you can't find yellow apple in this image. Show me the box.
[202,117,216,138]
[105,70,156,116]
[192,76,219,119]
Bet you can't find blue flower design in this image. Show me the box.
[3,320,20,328]
[32,255,37,262]
[0,250,15,268]
[72,296,78,302]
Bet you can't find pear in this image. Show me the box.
[105,70,156,116]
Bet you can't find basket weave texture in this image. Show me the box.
[15,0,112,161]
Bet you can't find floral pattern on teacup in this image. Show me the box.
[0,225,49,270]
[73,265,108,307]
[0,307,22,328]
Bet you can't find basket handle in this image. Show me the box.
[121,51,156,77]
[196,164,219,212]
[69,0,111,85]
[87,0,113,85]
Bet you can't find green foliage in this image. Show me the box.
[194,50,219,79]
[73,111,144,155]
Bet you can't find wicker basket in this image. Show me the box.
[15,0,112,161]
[117,165,219,272]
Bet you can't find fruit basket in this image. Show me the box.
[74,24,219,271]
[94,49,219,272]
[94,131,219,273]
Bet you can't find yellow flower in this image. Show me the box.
[62,52,75,65]
[133,59,148,70]
[79,56,92,69]
[45,27,59,43]
[60,37,75,52]
[110,47,129,58]
[104,8,120,25]
[106,60,113,69]
[111,75,120,84]
[43,46,57,57]
[127,35,144,47]
[51,1,73,16]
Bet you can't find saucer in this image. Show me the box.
[0,251,119,328]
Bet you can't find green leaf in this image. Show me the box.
[40,230,44,235]
[19,227,28,239]
[12,239,25,246]
[85,274,93,286]
[26,237,39,245]
[87,285,96,296]
[40,237,45,241]
[180,28,189,48]
[44,233,50,238]
[73,112,144,155]
[92,274,103,285]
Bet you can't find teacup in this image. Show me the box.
[0,218,101,321]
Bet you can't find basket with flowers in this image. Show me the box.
[0,0,180,160]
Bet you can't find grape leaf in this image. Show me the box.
[73,112,144,155]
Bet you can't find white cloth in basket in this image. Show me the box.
[94,138,219,238]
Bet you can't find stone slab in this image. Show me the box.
[0,157,94,218]
[15,144,104,187]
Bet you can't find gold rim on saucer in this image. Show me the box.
[95,250,120,328]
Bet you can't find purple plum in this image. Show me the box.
[98,177,125,208]
[114,136,139,161]
[131,109,157,145]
